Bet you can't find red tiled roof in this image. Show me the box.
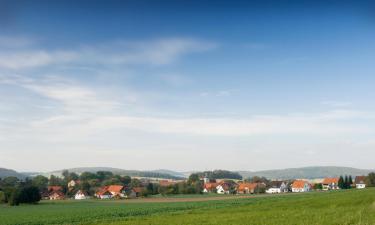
[48,186,63,192]
[96,189,112,196]
[322,178,339,184]
[107,185,124,194]
[292,180,308,189]
[355,176,366,184]
[203,183,218,190]
[237,183,258,192]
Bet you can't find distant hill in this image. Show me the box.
[43,167,186,180]
[0,168,26,179]
[238,166,374,180]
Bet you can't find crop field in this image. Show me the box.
[0,189,374,225]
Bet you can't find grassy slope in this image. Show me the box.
[0,189,374,225]
[107,189,375,225]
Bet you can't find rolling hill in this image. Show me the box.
[237,166,374,180]
[42,167,186,180]
[0,168,26,179]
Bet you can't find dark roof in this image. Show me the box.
[355,176,366,184]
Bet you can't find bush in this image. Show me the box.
[0,191,5,203]
[7,186,41,206]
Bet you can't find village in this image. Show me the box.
[42,173,370,201]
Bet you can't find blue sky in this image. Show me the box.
[1,0,375,172]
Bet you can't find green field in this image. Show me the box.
[0,189,374,225]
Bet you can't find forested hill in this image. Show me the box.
[44,167,186,180]
[194,170,243,180]
[0,168,26,179]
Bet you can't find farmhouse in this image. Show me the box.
[291,180,310,192]
[106,185,126,198]
[95,189,113,199]
[203,183,219,193]
[74,190,89,200]
[132,187,145,198]
[48,191,65,200]
[322,178,340,191]
[266,181,288,194]
[237,183,259,194]
[355,176,367,189]
[216,182,236,194]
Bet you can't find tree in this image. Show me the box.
[130,178,141,188]
[96,171,113,181]
[366,172,375,187]
[348,175,353,189]
[32,175,49,191]
[344,175,349,189]
[79,172,97,181]
[8,188,21,206]
[188,174,200,184]
[0,176,19,188]
[19,186,41,204]
[338,176,344,189]
[314,183,323,190]
[62,170,70,181]
[120,176,131,185]
[0,191,5,204]
[49,175,63,186]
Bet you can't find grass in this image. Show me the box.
[0,189,374,225]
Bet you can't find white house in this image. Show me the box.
[95,189,113,199]
[355,176,366,189]
[266,181,288,194]
[322,178,340,191]
[216,182,233,194]
[291,180,310,192]
[74,190,89,200]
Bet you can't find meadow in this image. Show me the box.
[0,189,374,225]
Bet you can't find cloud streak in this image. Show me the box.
[0,38,217,69]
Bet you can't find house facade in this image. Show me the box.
[266,181,288,194]
[107,185,126,198]
[291,180,310,192]
[237,183,258,194]
[95,189,113,199]
[74,190,89,200]
[322,178,340,191]
[48,191,65,200]
[203,183,218,193]
[355,176,367,189]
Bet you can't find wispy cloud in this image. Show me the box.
[0,38,217,69]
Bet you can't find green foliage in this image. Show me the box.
[48,175,63,186]
[0,176,19,188]
[197,170,242,180]
[8,188,21,206]
[338,176,344,189]
[313,183,323,190]
[6,186,41,206]
[366,173,375,187]
[32,175,49,191]
[0,191,5,203]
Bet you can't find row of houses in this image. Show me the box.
[202,176,368,195]
[43,185,144,200]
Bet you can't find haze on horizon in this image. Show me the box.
[1,0,375,172]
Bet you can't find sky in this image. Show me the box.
[1,0,375,172]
